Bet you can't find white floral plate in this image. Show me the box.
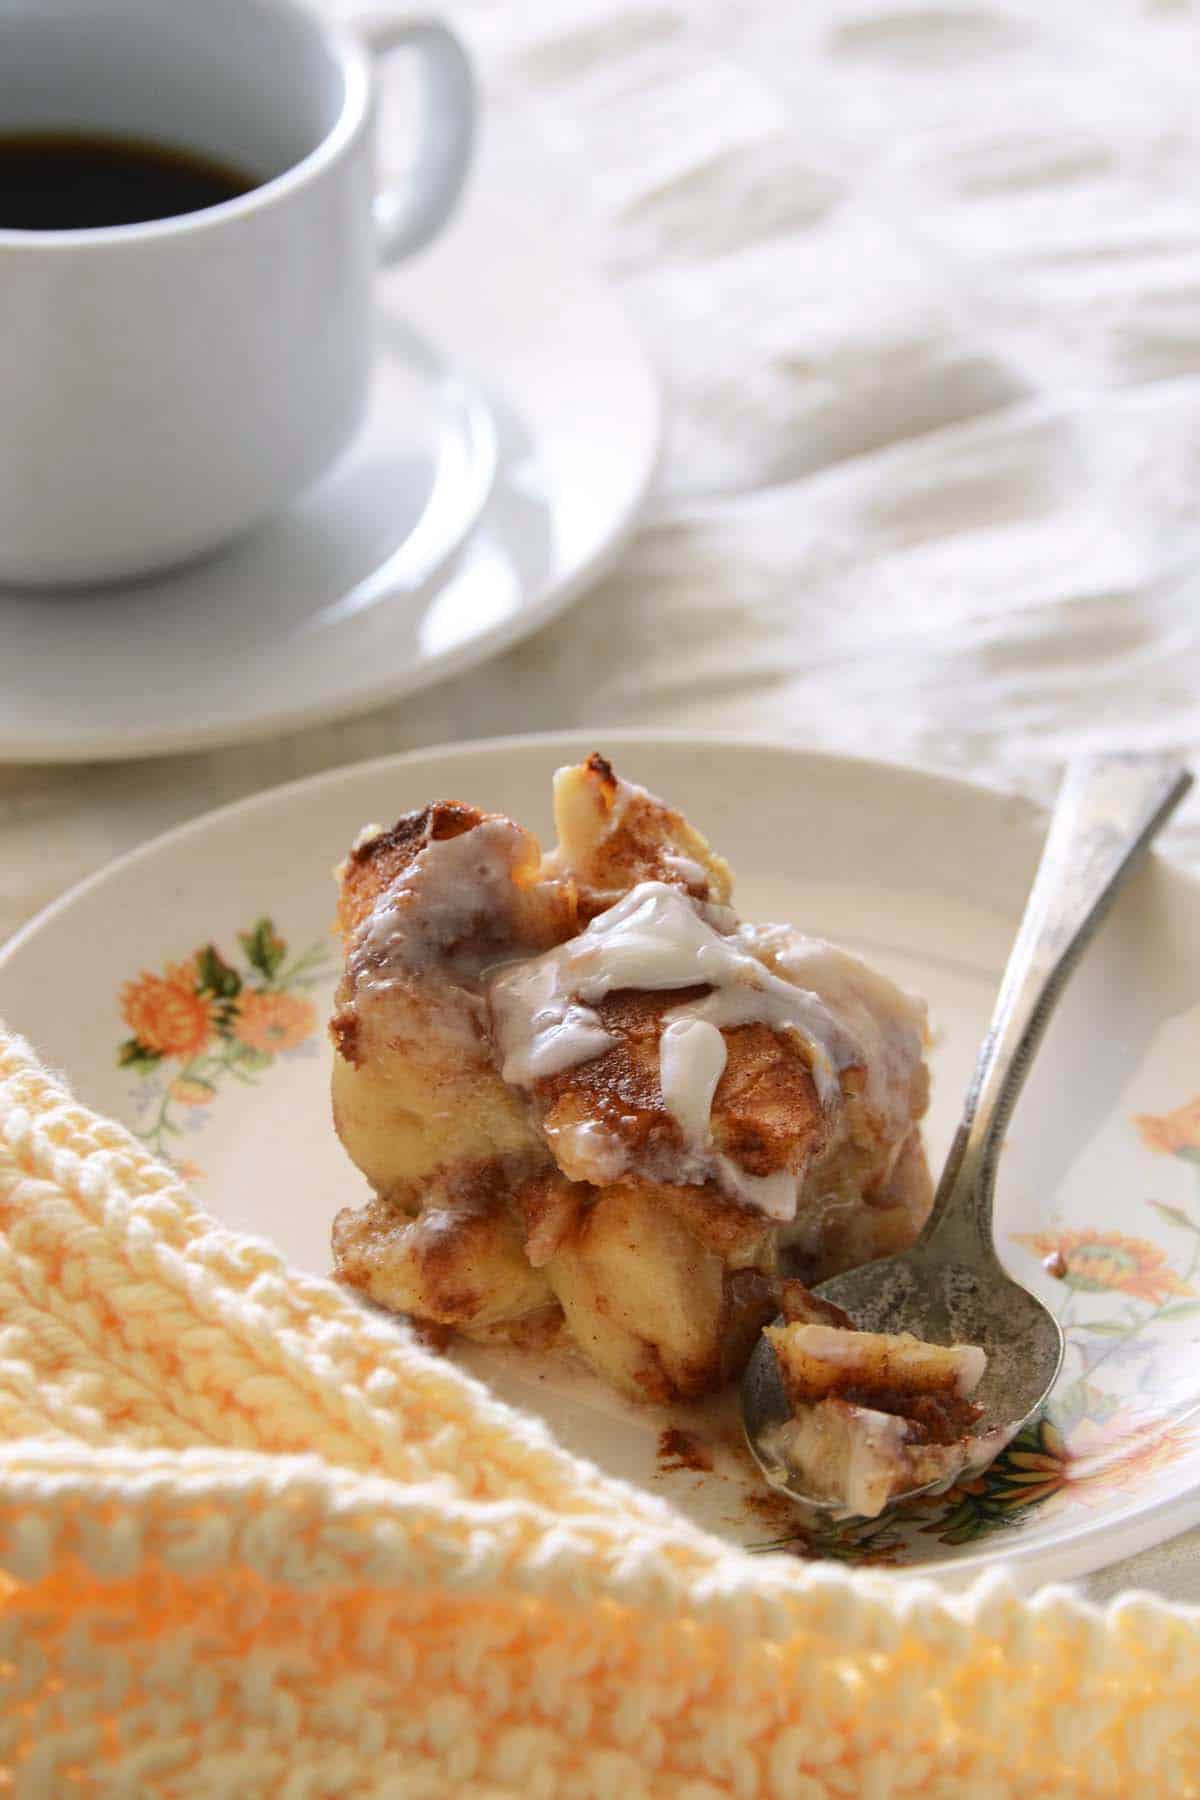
[3,731,1200,1589]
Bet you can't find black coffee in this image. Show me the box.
[0,131,257,230]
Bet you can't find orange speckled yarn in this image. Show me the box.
[1,1024,1198,1798]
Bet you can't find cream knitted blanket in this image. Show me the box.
[1,1023,1197,1798]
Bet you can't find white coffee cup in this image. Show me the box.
[0,0,476,587]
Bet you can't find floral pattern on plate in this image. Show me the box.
[752,1102,1200,1563]
[116,918,331,1175]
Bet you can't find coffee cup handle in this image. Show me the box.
[357,15,477,264]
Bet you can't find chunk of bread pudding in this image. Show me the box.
[329,755,934,1403]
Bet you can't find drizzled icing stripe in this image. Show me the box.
[488,881,866,1219]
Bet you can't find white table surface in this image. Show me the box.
[6,0,1200,1604]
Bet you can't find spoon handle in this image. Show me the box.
[922,754,1193,1260]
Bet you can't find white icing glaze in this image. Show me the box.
[662,851,709,889]
[545,1116,630,1185]
[659,1016,727,1151]
[346,818,571,1059]
[949,1343,988,1395]
[839,1405,910,1518]
[762,1403,913,1516]
[491,957,615,1084]
[714,1158,798,1221]
[780,1323,988,1395]
[352,819,534,991]
[491,877,850,1085]
[488,880,880,1218]
[740,925,927,1140]
[780,1322,876,1370]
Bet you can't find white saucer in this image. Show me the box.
[0,132,660,763]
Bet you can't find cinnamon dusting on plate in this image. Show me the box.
[656,1426,713,1473]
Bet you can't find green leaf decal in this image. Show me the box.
[196,944,242,1000]
[1149,1200,1200,1233]
[238,917,287,981]
[1156,1300,1200,1322]
[117,1037,162,1072]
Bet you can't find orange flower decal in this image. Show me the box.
[1136,1096,1200,1157]
[120,963,214,1060]
[1014,1227,1194,1305]
[233,990,316,1054]
[117,917,330,1177]
[1074,1416,1197,1497]
[991,1414,1195,1511]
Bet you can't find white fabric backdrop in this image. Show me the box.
[6,0,1200,1600]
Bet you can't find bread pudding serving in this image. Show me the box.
[328,754,938,1410]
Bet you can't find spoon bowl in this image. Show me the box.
[742,1251,1064,1507]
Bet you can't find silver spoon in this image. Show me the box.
[743,754,1193,1512]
